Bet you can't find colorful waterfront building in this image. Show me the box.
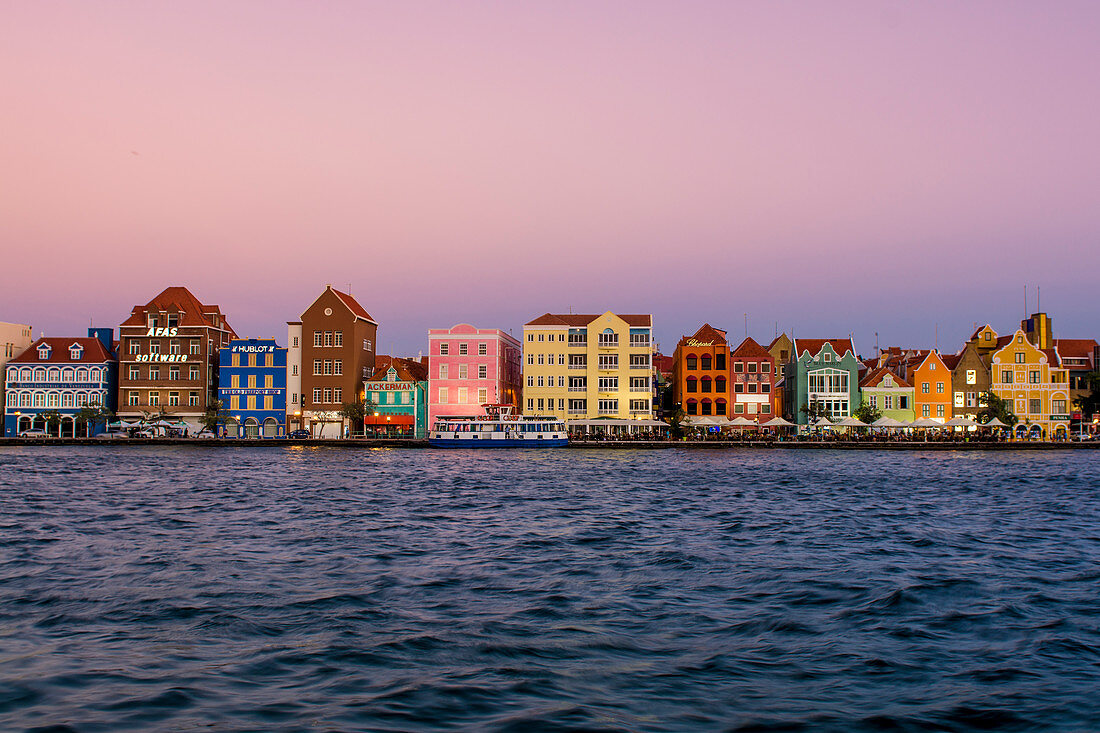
[427,324,522,428]
[117,287,235,433]
[4,328,118,437]
[217,339,287,438]
[767,333,793,418]
[0,322,34,414]
[286,285,377,437]
[990,313,1071,439]
[907,350,953,422]
[785,338,860,425]
[731,337,775,420]
[858,366,914,423]
[947,343,991,421]
[522,312,653,420]
[364,356,428,437]
[672,324,730,417]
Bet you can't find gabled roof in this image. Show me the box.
[1041,349,1061,367]
[970,324,996,340]
[766,333,791,351]
[367,355,427,383]
[859,366,911,389]
[793,338,856,359]
[731,337,772,359]
[10,337,114,364]
[941,352,962,370]
[121,286,233,333]
[330,287,377,323]
[525,313,652,328]
[679,323,727,346]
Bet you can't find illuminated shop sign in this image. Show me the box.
[686,339,715,347]
[146,327,179,337]
[134,354,189,362]
[220,388,282,396]
[231,345,276,353]
[366,382,414,390]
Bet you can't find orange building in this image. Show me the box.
[908,349,953,422]
[672,324,730,416]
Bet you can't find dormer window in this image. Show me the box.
[37,344,51,360]
[386,369,397,382]
[167,314,179,328]
[70,344,84,360]
[148,314,159,328]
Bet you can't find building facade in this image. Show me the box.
[767,333,793,418]
[218,339,287,438]
[786,338,860,425]
[858,366,914,423]
[427,324,522,427]
[948,343,992,421]
[289,286,378,437]
[523,312,653,420]
[908,350,953,422]
[117,287,235,432]
[4,329,117,437]
[990,324,1071,439]
[672,324,730,417]
[364,356,429,437]
[731,337,775,420]
[0,322,34,415]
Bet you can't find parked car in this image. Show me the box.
[288,429,311,439]
[19,428,49,438]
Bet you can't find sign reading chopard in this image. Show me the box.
[686,339,716,347]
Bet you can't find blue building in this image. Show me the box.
[218,338,287,438]
[4,328,118,437]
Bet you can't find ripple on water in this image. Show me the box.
[1,446,1099,731]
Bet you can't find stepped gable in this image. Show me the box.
[525,313,652,327]
[731,336,771,358]
[859,366,910,389]
[10,337,113,364]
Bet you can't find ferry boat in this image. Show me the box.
[428,404,569,448]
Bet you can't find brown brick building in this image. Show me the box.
[287,286,378,437]
[117,287,236,431]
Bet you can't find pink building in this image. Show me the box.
[427,324,523,427]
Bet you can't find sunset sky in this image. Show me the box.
[3,1,1098,356]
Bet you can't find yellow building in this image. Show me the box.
[990,320,1071,440]
[523,312,653,420]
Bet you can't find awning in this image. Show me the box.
[363,414,415,426]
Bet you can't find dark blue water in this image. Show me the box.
[1,446,1099,732]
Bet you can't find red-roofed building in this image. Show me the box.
[731,337,775,420]
[117,287,235,432]
[287,285,378,437]
[363,356,428,437]
[672,324,730,417]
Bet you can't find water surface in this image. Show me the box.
[1,446,1098,731]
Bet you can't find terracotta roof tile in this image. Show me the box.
[793,338,856,359]
[120,286,235,335]
[525,313,652,327]
[859,366,911,389]
[11,337,114,364]
[330,288,377,323]
[731,337,772,359]
[368,356,427,383]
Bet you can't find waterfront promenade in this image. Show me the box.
[2,437,1096,450]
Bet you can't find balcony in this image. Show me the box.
[568,386,587,392]
[597,408,617,415]
[568,340,587,348]
[629,364,650,370]
[568,364,587,370]
[567,408,586,415]
[629,386,649,392]
[597,340,619,349]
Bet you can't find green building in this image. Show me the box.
[858,366,915,423]
[363,356,428,437]
[785,338,861,425]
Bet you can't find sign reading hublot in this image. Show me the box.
[231,344,276,353]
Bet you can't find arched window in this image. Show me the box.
[33,392,45,407]
[700,354,712,370]
[686,398,698,415]
[685,355,698,370]
[77,368,89,382]
[34,368,46,382]
[701,376,712,393]
[47,392,60,407]
[20,367,32,381]
[715,376,727,393]
[62,368,74,382]
[700,399,713,415]
[47,368,61,382]
[715,398,727,415]
[686,376,698,393]
[20,392,31,407]
[598,328,618,347]
[62,392,74,408]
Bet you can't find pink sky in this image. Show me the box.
[3,1,1098,356]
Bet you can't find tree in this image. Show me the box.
[666,405,687,439]
[39,409,63,436]
[800,399,831,424]
[853,399,881,424]
[1073,370,1100,421]
[199,400,227,434]
[73,405,102,437]
[338,400,369,437]
[977,390,1017,426]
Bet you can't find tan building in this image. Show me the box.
[0,321,34,413]
[288,286,378,437]
[117,287,236,432]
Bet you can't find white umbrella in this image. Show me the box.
[762,416,795,427]
[944,416,979,428]
[910,417,940,428]
[729,416,756,427]
[837,416,867,427]
[983,417,1008,427]
[872,416,904,428]
[814,416,835,427]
